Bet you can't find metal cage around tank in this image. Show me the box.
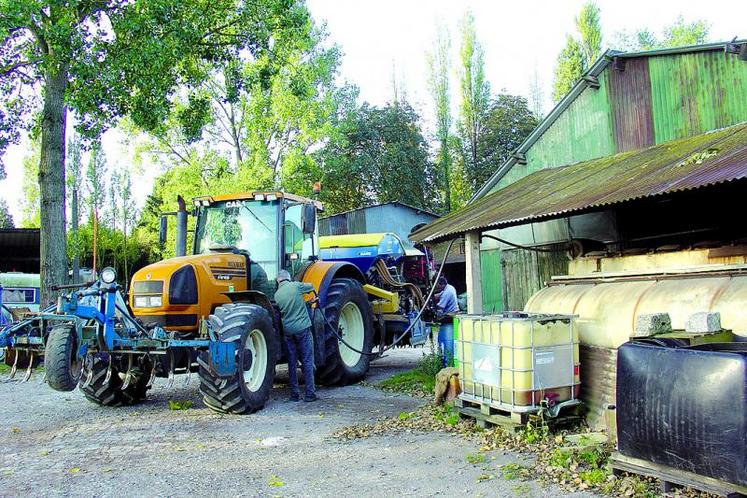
[454,313,580,413]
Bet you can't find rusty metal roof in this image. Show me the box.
[411,123,747,243]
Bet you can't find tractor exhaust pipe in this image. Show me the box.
[175,195,187,257]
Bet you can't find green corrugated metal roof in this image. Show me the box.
[411,123,747,243]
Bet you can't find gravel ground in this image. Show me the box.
[1,349,597,497]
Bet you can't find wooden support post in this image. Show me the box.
[465,231,483,314]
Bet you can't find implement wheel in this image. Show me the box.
[316,278,375,386]
[198,303,278,414]
[45,324,82,392]
[79,354,152,406]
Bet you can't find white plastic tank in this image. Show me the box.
[525,273,747,348]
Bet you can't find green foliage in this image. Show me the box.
[433,404,460,426]
[378,350,443,396]
[398,411,414,421]
[20,140,40,228]
[466,453,486,465]
[579,468,607,485]
[612,16,710,52]
[167,400,193,411]
[552,35,586,102]
[552,2,602,103]
[457,10,491,203]
[426,23,453,212]
[576,2,602,65]
[0,198,14,228]
[317,101,437,214]
[519,421,549,444]
[466,94,537,195]
[500,463,528,480]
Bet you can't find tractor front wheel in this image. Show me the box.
[45,324,82,392]
[198,303,278,414]
[316,278,375,386]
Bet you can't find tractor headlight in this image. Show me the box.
[101,267,117,284]
[133,295,163,308]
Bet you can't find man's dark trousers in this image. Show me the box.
[285,327,315,399]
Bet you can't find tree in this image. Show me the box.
[66,133,83,282]
[456,11,491,208]
[612,17,710,51]
[576,2,602,65]
[470,94,537,192]
[528,67,545,120]
[552,35,586,102]
[316,102,437,214]
[0,199,14,228]
[85,141,106,274]
[20,139,40,228]
[426,23,453,213]
[552,2,602,102]
[1,1,307,305]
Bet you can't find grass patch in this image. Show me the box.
[466,453,486,465]
[167,400,193,410]
[377,350,442,397]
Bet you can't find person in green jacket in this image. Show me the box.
[274,270,317,402]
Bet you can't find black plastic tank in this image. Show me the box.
[616,340,747,487]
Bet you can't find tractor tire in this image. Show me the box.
[316,278,375,386]
[198,303,278,414]
[45,324,82,392]
[79,354,152,406]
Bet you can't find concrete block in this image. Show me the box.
[633,313,672,337]
[685,312,721,333]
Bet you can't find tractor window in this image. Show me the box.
[194,201,279,288]
[284,204,316,275]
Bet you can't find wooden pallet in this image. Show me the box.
[454,398,534,431]
[609,452,747,498]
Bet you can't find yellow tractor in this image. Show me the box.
[128,191,426,413]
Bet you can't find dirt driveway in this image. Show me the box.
[1,349,596,497]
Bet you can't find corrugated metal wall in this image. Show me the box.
[608,57,655,152]
[649,51,747,143]
[319,204,438,241]
[495,71,616,191]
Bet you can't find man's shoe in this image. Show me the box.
[303,393,318,402]
[289,394,301,402]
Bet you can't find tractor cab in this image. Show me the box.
[191,192,322,298]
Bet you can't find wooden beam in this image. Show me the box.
[465,231,483,314]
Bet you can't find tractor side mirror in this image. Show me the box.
[302,203,316,234]
[159,216,168,246]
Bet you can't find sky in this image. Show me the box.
[1,0,745,224]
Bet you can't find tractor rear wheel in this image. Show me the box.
[45,324,82,392]
[316,278,375,386]
[198,303,278,414]
[79,354,152,406]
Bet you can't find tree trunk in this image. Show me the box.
[71,186,79,284]
[38,66,68,306]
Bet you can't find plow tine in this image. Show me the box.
[121,355,134,390]
[103,355,113,386]
[166,350,175,389]
[38,370,47,385]
[8,349,19,380]
[22,353,34,382]
[81,356,93,389]
[146,355,156,388]
[184,361,191,386]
